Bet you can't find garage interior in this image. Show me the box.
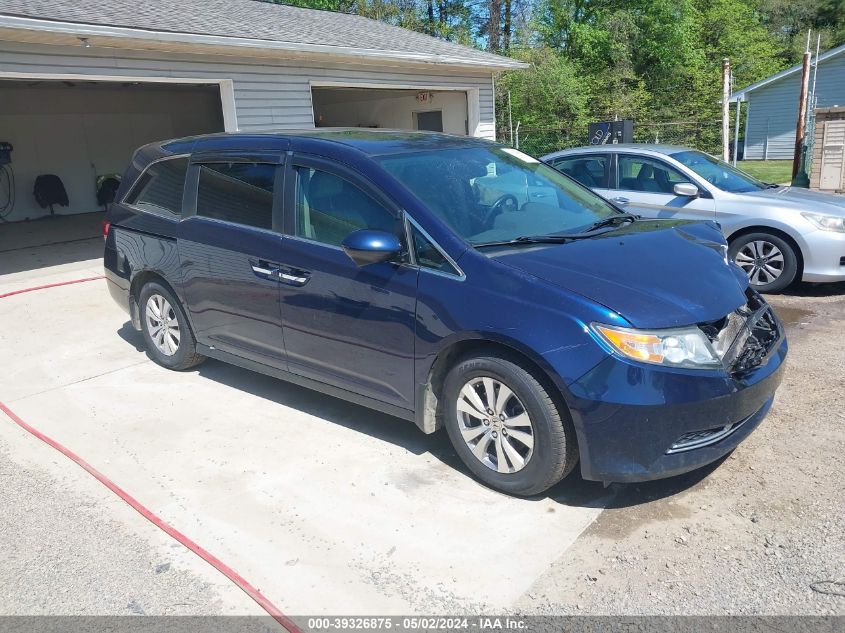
[0,79,224,227]
[311,86,469,135]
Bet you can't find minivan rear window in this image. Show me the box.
[196,162,275,230]
[125,157,188,217]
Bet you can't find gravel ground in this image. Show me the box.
[517,283,845,615]
[0,431,251,615]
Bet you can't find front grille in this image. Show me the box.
[666,415,751,454]
[699,289,782,374]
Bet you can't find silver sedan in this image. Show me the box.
[541,144,845,293]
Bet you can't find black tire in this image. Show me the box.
[728,232,799,294]
[138,281,205,371]
[442,354,578,496]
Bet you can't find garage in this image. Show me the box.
[0,79,225,224]
[311,86,471,135]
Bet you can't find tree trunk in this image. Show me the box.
[488,0,502,52]
[503,0,512,52]
[427,0,435,35]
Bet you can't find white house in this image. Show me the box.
[0,0,524,222]
[730,42,845,160]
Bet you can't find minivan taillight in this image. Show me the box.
[102,220,111,240]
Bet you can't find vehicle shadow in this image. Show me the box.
[778,280,845,297]
[118,322,722,510]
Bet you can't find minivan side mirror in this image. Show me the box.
[673,182,700,197]
[341,230,402,267]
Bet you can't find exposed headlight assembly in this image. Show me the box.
[801,212,845,233]
[592,323,722,370]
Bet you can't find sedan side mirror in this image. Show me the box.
[673,182,700,197]
[341,229,402,267]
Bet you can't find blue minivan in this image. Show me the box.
[104,130,787,496]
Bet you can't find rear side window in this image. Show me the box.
[550,155,608,188]
[196,162,276,230]
[125,157,188,216]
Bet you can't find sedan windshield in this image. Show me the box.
[377,146,621,245]
[671,150,767,193]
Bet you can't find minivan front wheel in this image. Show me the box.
[138,281,205,371]
[442,354,578,496]
[729,232,798,293]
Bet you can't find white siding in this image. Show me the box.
[0,40,496,139]
[745,53,845,160]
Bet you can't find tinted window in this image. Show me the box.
[295,168,396,247]
[378,146,619,245]
[125,157,188,216]
[551,155,607,188]
[616,156,687,194]
[196,163,275,229]
[410,223,458,275]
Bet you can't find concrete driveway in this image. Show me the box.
[0,218,610,617]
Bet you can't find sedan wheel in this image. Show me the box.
[145,294,180,356]
[734,240,784,286]
[728,232,799,294]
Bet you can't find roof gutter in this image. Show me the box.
[0,14,528,71]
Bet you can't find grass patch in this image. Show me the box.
[736,160,792,185]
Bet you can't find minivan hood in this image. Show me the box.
[740,186,845,215]
[488,220,748,329]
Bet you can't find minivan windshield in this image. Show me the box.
[377,146,622,245]
[671,150,767,193]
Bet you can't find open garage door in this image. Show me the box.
[311,86,469,136]
[0,79,225,224]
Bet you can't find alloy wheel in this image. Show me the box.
[145,294,180,356]
[734,240,785,286]
[456,376,535,473]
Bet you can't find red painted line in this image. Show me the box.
[0,401,300,632]
[0,275,105,299]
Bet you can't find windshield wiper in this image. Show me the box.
[475,235,572,247]
[474,213,639,248]
[474,233,595,248]
[581,213,638,233]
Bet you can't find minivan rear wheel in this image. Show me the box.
[138,281,205,371]
[729,232,798,294]
[442,354,578,496]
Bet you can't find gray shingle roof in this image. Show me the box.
[0,0,524,69]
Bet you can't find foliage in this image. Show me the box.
[262,0,845,146]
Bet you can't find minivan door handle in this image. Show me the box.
[251,260,280,279]
[277,265,310,287]
[612,196,630,204]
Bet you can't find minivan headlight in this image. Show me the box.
[801,212,845,233]
[592,323,722,369]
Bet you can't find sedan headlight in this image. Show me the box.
[592,323,722,369]
[801,212,845,233]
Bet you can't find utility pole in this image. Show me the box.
[722,58,731,162]
[792,38,812,181]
